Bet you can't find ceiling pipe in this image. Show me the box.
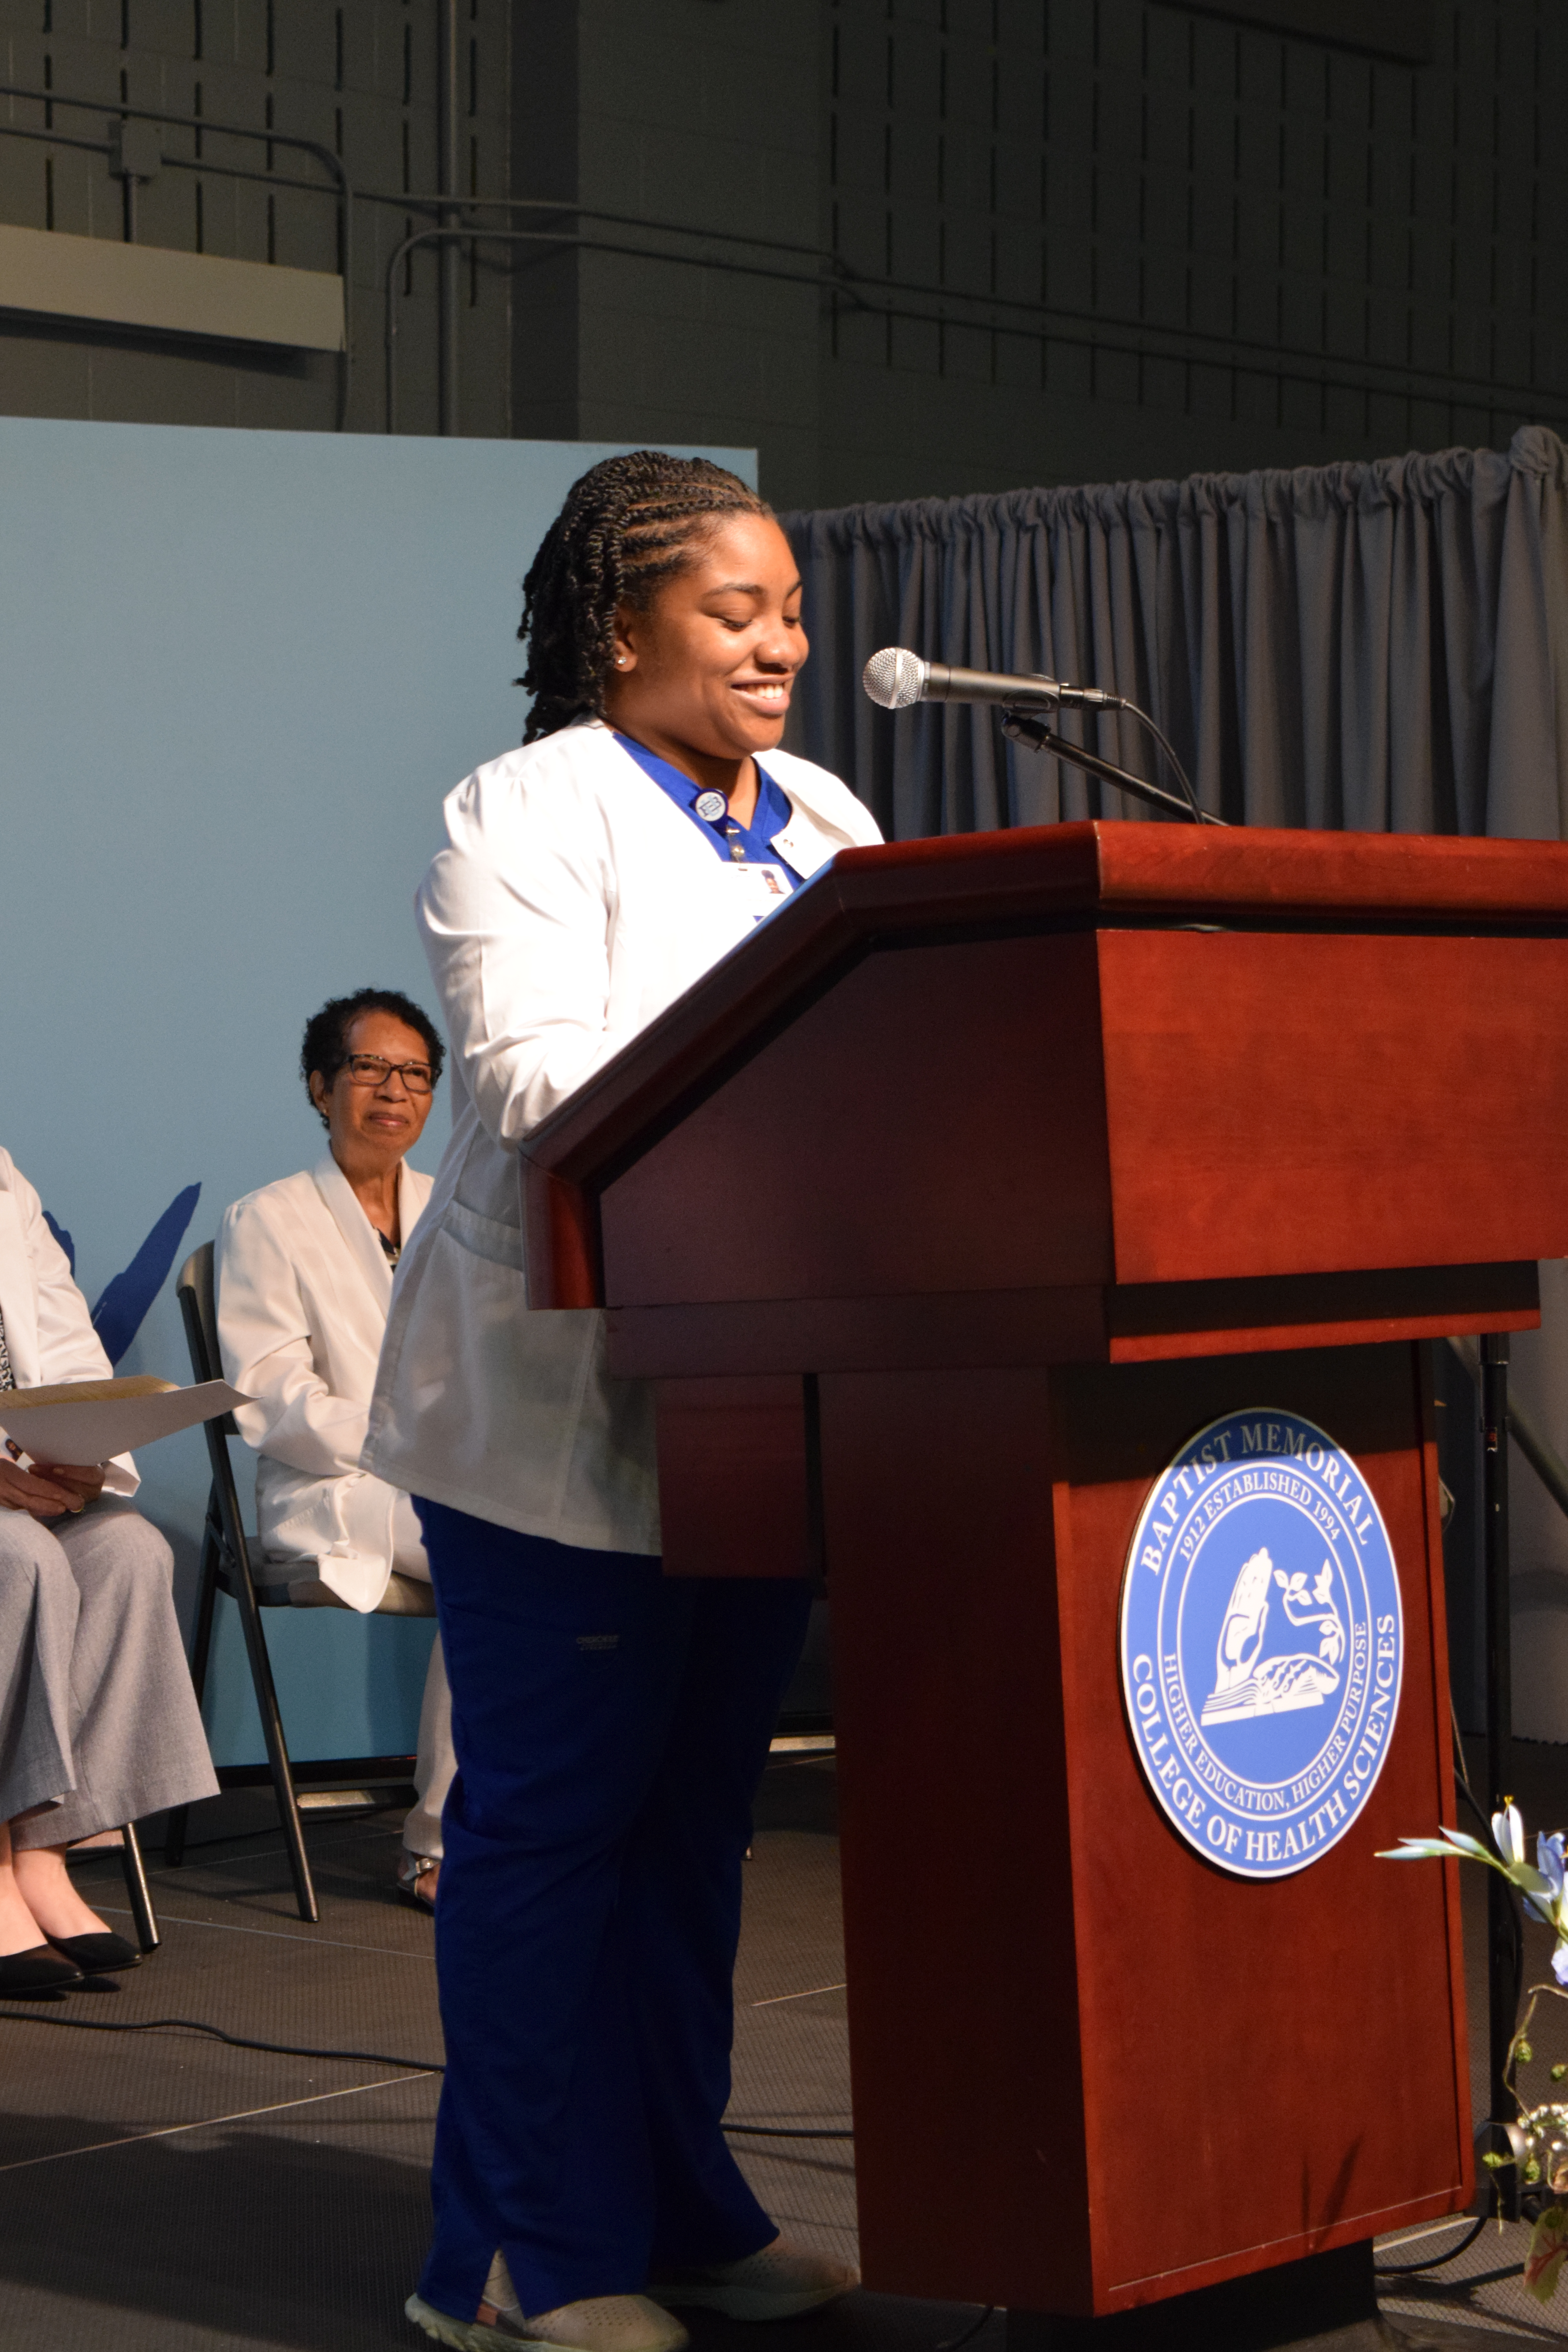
[436,0,460,435]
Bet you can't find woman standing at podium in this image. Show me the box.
[365,453,880,2352]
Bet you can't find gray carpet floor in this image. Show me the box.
[0,1744,1561,2350]
[0,1753,981,2352]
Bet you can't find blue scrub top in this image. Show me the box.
[613,732,805,888]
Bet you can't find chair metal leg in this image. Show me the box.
[167,1509,222,1869]
[227,1550,319,1924]
[177,1268,316,1921]
[119,1820,160,1953]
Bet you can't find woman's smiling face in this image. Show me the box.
[309,1009,435,1172]
[604,513,807,764]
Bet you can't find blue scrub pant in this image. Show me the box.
[414,1499,813,2322]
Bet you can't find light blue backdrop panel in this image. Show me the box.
[0,416,756,1768]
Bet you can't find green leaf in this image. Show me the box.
[1519,2042,1536,2066]
[1440,1827,1501,1862]
[1524,2208,1568,2303]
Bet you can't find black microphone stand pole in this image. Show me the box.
[1481,1332,1518,2209]
[1000,709,1220,826]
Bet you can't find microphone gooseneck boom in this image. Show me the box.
[860,645,1219,826]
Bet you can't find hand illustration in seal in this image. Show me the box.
[1200,1546,1345,1725]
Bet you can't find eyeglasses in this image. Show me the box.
[340,1054,435,1094]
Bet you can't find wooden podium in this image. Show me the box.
[519,823,1568,2333]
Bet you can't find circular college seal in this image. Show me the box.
[1119,1409,1403,1881]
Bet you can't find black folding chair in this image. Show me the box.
[67,1826,161,1954]
[168,1242,319,1922]
[168,1241,436,1922]
[117,1822,160,1951]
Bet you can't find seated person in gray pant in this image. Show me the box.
[0,1145,218,1995]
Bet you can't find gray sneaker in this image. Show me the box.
[406,2292,523,2351]
[408,2290,688,2352]
[648,2238,858,2321]
[518,2301,689,2352]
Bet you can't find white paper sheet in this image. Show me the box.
[0,1379,249,1466]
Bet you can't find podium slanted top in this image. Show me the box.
[518,821,1568,1359]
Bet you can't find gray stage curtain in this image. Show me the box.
[782,424,1568,841]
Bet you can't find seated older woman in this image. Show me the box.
[217,988,452,1907]
[0,1146,218,1996]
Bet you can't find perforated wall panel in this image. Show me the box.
[823,0,1566,491]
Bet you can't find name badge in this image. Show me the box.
[720,861,793,923]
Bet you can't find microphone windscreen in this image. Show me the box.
[862,646,926,710]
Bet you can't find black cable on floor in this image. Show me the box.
[933,2306,995,2352]
[0,2007,855,2140]
[0,2007,443,2072]
[1395,2254,1552,2294]
[1375,2214,1489,2275]
[722,2122,853,2140]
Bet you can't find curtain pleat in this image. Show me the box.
[783,425,1568,841]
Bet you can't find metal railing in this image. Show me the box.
[0,80,352,424]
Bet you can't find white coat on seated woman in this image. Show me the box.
[219,1150,433,1611]
[217,990,453,1904]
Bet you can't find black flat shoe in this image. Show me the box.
[45,1930,140,1973]
[0,1945,84,1995]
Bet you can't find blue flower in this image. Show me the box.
[1528,1832,1568,1931]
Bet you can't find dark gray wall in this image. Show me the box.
[0,0,1561,512]
[0,0,511,435]
[510,0,822,488]
[816,0,1566,504]
[505,0,1567,508]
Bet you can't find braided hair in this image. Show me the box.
[517,451,771,742]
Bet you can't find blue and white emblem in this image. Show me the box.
[1119,1409,1403,1880]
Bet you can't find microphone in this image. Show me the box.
[861,645,1122,713]
[861,644,1214,826]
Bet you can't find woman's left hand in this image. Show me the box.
[34,1461,107,1505]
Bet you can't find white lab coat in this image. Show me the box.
[363,719,882,1549]
[217,1152,433,1611]
[0,1147,137,1494]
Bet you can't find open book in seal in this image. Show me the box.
[0,1374,250,1466]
